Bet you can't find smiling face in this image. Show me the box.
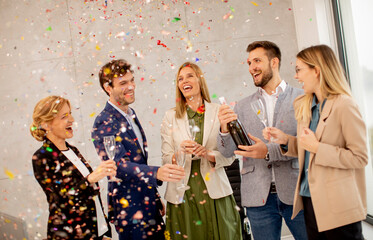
[106,71,136,111]
[247,47,274,88]
[294,58,320,95]
[45,102,74,142]
[177,67,201,100]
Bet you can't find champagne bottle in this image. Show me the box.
[219,97,253,147]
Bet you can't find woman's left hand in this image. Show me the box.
[299,127,319,153]
[192,143,215,163]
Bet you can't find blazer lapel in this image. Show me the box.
[315,96,335,141]
[176,112,191,143]
[132,110,148,160]
[202,101,215,146]
[309,96,335,164]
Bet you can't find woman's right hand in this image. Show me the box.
[157,164,185,182]
[87,159,117,183]
[263,127,289,145]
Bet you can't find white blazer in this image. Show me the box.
[161,101,235,204]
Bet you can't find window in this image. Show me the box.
[333,0,373,223]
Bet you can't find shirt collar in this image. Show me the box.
[311,94,318,109]
[108,101,133,118]
[258,80,287,96]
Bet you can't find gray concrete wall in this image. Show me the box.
[0,0,300,238]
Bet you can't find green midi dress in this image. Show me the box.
[165,107,242,240]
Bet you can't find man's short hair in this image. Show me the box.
[246,41,281,69]
[98,59,134,96]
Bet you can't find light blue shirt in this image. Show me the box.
[299,95,326,197]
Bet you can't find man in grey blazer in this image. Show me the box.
[217,41,307,240]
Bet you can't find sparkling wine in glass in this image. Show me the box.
[103,135,121,182]
[175,148,190,191]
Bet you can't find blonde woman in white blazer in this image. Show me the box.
[161,62,242,240]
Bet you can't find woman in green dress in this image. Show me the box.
[161,62,242,240]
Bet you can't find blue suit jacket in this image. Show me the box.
[92,102,162,229]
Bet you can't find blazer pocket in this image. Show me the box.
[241,165,255,175]
[326,176,359,214]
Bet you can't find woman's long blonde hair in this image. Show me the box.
[175,62,211,118]
[295,45,352,122]
[30,96,71,141]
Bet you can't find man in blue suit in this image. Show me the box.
[92,59,185,240]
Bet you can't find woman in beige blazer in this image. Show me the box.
[161,62,242,240]
[264,45,368,239]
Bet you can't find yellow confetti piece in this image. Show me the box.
[115,136,122,142]
[119,198,129,208]
[79,206,87,211]
[251,1,258,6]
[4,218,11,223]
[96,103,100,107]
[205,172,210,181]
[89,112,96,117]
[95,45,101,50]
[4,168,14,180]
[257,110,261,115]
[21,36,24,40]
[103,67,111,75]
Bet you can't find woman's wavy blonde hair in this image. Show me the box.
[30,96,71,141]
[295,45,351,122]
[175,62,211,118]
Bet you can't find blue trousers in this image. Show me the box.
[246,193,307,240]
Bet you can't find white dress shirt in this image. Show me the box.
[258,80,287,127]
[259,80,287,182]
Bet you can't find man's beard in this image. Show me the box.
[254,65,273,88]
[114,94,134,107]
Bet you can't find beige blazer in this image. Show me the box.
[161,101,235,204]
[285,94,368,232]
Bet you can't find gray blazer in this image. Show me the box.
[217,84,303,207]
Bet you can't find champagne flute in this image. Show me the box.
[103,135,122,182]
[175,148,190,191]
[188,119,199,141]
[251,99,268,127]
[251,99,274,141]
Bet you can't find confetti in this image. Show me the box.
[251,1,258,6]
[204,172,210,181]
[95,45,101,50]
[46,26,52,31]
[4,168,15,180]
[89,112,96,117]
[212,94,217,99]
[257,110,261,115]
[172,17,181,22]
[119,198,129,208]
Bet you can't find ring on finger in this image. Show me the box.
[169,173,172,178]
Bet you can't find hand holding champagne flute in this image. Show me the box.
[103,135,122,182]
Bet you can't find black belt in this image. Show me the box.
[270,182,276,193]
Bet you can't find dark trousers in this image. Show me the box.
[302,197,364,240]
